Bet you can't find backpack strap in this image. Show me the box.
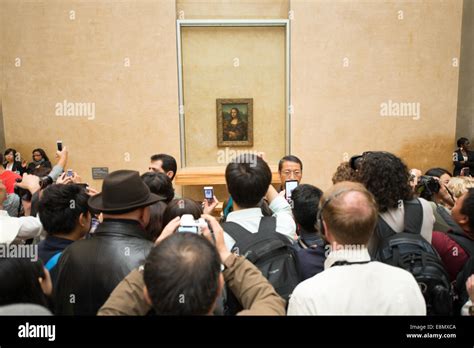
[402,199,424,235]
[45,251,63,271]
[435,204,465,234]
[373,199,423,258]
[377,216,396,239]
[376,199,423,238]
[257,216,277,237]
[222,221,251,241]
[222,221,253,253]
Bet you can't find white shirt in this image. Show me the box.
[223,196,297,251]
[0,210,43,244]
[288,247,426,315]
[379,198,435,243]
[5,163,13,171]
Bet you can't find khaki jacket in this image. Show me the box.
[98,254,286,316]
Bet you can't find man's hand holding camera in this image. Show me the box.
[15,173,41,194]
[153,213,231,264]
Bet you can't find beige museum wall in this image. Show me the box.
[1,0,180,188]
[1,0,464,199]
[291,0,463,190]
[182,26,286,167]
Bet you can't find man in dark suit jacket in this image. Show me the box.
[54,170,165,315]
[453,137,474,176]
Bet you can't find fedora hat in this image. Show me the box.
[88,170,165,213]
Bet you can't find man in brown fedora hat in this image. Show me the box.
[53,170,165,315]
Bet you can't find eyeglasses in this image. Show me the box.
[282,170,302,177]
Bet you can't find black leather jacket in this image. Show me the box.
[53,219,154,315]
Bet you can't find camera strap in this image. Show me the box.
[330,260,371,268]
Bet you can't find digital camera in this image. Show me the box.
[415,175,440,200]
[178,214,207,234]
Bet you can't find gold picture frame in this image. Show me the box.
[216,98,253,147]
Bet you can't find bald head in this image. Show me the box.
[321,181,378,245]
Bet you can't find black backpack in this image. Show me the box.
[222,216,300,303]
[373,199,452,316]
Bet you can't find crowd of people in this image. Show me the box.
[1,138,474,316]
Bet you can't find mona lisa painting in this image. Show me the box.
[217,98,253,147]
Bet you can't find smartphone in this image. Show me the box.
[204,186,214,203]
[463,167,470,177]
[57,140,63,152]
[67,169,73,177]
[90,216,100,233]
[285,180,298,201]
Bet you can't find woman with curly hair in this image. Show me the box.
[356,151,435,249]
[332,162,357,184]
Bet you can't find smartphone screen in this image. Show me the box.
[57,141,63,151]
[67,169,73,177]
[285,180,298,201]
[204,186,214,201]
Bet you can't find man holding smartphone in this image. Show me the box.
[278,155,303,187]
[278,155,303,201]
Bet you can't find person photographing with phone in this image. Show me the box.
[278,155,303,194]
